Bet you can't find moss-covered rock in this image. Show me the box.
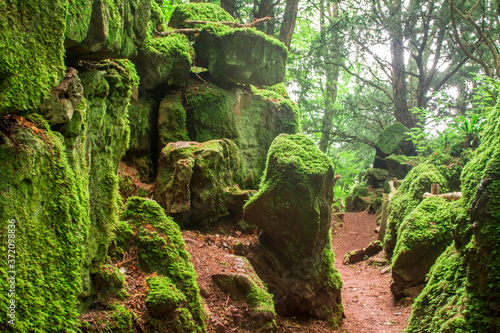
[158,93,190,148]
[375,122,412,157]
[212,266,277,332]
[390,196,452,299]
[65,0,152,60]
[383,162,447,258]
[0,0,67,113]
[134,34,193,89]
[154,139,240,227]
[113,197,207,332]
[406,99,500,332]
[194,24,287,86]
[364,168,390,188]
[385,154,417,180]
[168,3,235,29]
[185,80,300,189]
[0,116,88,331]
[243,134,343,326]
[77,59,139,302]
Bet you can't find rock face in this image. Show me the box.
[383,162,447,258]
[390,196,452,300]
[185,81,300,189]
[113,197,207,332]
[195,25,288,86]
[406,100,500,332]
[243,134,343,327]
[154,139,242,227]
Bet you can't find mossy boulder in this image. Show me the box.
[194,25,288,86]
[158,93,190,148]
[406,99,500,332]
[168,3,235,29]
[0,116,88,331]
[243,134,343,326]
[375,122,413,157]
[345,184,370,212]
[65,0,152,60]
[212,265,277,332]
[385,154,417,180]
[390,196,453,299]
[383,162,447,258]
[127,96,156,156]
[154,139,240,227]
[0,0,67,113]
[133,34,193,89]
[113,197,207,332]
[185,80,300,189]
[364,168,390,188]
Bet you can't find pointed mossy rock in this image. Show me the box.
[243,134,343,325]
[194,24,288,86]
[406,99,500,332]
[133,34,193,89]
[185,80,300,189]
[390,196,452,300]
[0,0,67,113]
[154,139,240,227]
[168,3,235,29]
[0,116,88,331]
[112,197,207,332]
[65,0,153,60]
[383,162,447,258]
[158,93,190,148]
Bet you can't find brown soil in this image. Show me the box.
[183,211,411,332]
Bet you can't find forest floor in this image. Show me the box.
[182,211,411,332]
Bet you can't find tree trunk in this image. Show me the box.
[319,2,340,153]
[221,0,236,17]
[279,0,300,49]
[388,0,415,129]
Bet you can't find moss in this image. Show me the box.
[0,117,89,331]
[146,275,187,318]
[108,302,135,333]
[384,162,447,258]
[158,94,190,147]
[113,197,207,332]
[0,0,66,113]
[375,122,411,156]
[168,3,235,29]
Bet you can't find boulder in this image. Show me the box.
[112,197,207,331]
[154,139,241,227]
[364,168,390,188]
[133,34,193,89]
[243,134,343,326]
[343,240,383,265]
[385,154,416,180]
[65,0,153,60]
[383,162,447,258]
[194,25,288,86]
[390,196,452,299]
[158,93,190,148]
[185,80,300,189]
[168,3,235,29]
[212,271,276,332]
[375,122,413,158]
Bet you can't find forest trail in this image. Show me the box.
[332,212,411,333]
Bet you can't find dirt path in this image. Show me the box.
[332,212,411,333]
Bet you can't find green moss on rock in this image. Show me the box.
[146,275,187,318]
[0,117,89,331]
[375,122,412,156]
[0,0,66,113]
[168,3,235,29]
[113,197,207,332]
[391,196,453,299]
[384,162,447,258]
[158,94,190,148]
[194,24,287,86]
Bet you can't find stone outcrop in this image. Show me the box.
[185,81,300,189]
[154,139,243,227]
[390,196,452,300]
[243,134,343,327]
